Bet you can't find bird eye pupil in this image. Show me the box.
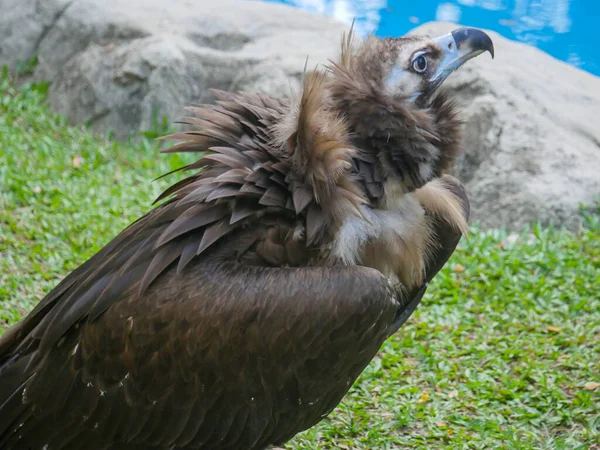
[413,55,427,73]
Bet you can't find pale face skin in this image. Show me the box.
[384,28,495,104]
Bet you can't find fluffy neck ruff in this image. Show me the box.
[269,34,468,287]
[272,39,464,214]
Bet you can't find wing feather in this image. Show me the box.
[0,79,469,450]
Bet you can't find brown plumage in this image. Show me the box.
[0,26,493,450]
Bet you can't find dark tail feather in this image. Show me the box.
[0,384,30,448]
[0,353,34,441]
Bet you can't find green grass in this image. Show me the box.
[1,72,599,449]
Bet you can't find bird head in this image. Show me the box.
[327,27,494,194]
[383,27,495,106]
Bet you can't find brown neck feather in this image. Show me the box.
[320,34,464,199]
[327,73,463,194]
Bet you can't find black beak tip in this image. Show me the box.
[451,27,495,59]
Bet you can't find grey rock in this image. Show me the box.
[0,0,347,137]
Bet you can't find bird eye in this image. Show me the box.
[412,55,428,73]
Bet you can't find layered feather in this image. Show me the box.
[0,27,472,450]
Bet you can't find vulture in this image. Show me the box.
[0,26,493,450]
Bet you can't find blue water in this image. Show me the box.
[265,0,600,77]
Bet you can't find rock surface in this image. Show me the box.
[0,0,347,137]
[1,2,599,230]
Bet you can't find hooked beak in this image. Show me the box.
[426,27,494,96]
